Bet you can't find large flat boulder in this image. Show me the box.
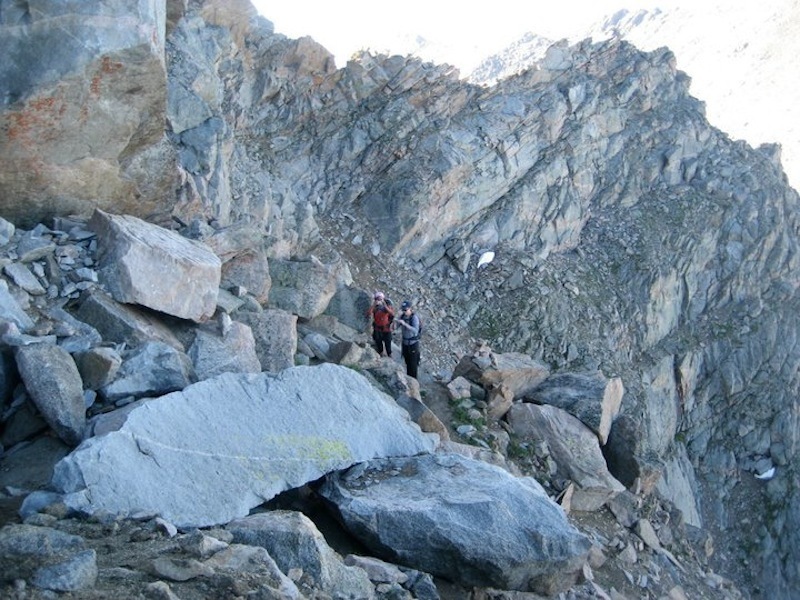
[41,364,437,528]
[320,453,590,595]
[90,210,221,322]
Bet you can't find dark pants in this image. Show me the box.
[402,342,420,378]
[373,329,392,357]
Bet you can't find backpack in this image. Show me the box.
[407,312,423,340]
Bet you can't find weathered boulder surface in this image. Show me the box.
[0,0,175,227]
[508,403,626,511]
[0,523,91,590]
[99,341,195,402]
[227,511,376,600]
[187,321,261,380]
[320,452,591,595]
[0,0,798,595]
[525,371,624,445]
[453,344,551,398]
[367,361,450,441]
[74,289,185,351]
[268,256,352,320]
[234,309,297,373]
[0,279,34,332]
[38,364,437,527]
[74,347,122,391]
[90,210,221,322]
[220,248,272,304]
[324,286,372,333]
[14,343,85,446]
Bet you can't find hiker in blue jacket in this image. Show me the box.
[395,300,420,378]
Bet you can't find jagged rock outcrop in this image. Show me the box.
[1,0,799,597]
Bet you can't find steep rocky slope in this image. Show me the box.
[0,213,744,600]
[1,0,799,598]
[469,1,800,190]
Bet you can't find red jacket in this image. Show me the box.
[367,303,394,332]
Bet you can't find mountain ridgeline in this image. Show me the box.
[1,0,799,598]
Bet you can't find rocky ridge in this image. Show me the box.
[0,204,740,600]
[468,1,800,190]
[1,0,799,598]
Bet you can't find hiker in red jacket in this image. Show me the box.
[366,291,394,357]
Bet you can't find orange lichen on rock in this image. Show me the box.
[5,93,67,147]
[90,56,125,95]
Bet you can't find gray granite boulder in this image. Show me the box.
[90,210,220,322]
[227,511,375,599]
[320,452,590,595]
[188,321,261,380]
[268,256,351,319]
[41,364,437,527]
[15,343,85,445]
[525,371,624,445]
[100,341,195,402]
[508,403,625,511]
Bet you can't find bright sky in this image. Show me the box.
[251,0,673,71]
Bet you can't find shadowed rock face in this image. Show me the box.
[320,453,591,595]
[1,1,799,596]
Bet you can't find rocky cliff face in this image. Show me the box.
[0,0,176,227]
[468,1,800,191]
[1,0,799,598]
